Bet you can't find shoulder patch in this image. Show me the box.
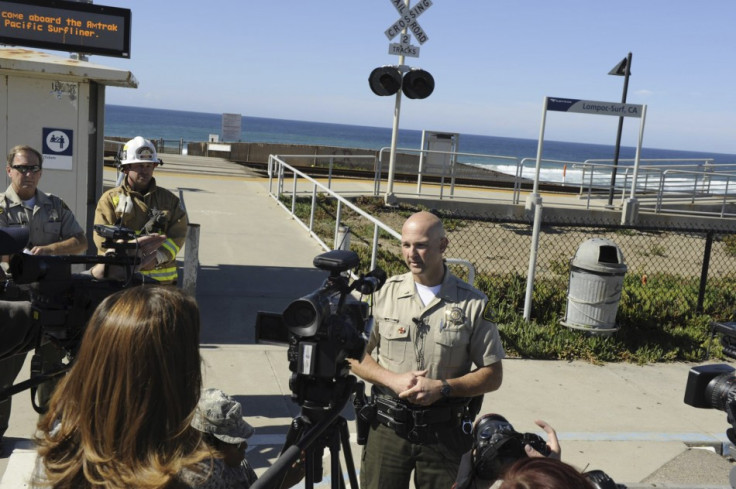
[482,301,495,322]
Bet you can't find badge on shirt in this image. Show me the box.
[48,209,60,222]
[445,307,465,326]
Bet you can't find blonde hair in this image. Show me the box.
[34,286,210,488]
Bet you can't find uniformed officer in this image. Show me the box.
[0,144,88,448]
[349,211,505,489]
[93,136,188,284]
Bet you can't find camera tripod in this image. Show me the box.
[252,375,361,489]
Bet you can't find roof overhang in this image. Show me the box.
[0,48,137,88]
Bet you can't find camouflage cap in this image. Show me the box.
[191,388,255,444]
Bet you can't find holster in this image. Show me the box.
[374,392,480,445]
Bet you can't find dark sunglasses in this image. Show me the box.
[11,165,42,174]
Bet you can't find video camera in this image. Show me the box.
[684,364,736,443]
[0,225,154,411]
[281,249,385,408]
[251,250,385,489]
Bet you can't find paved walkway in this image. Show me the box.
[1,159,734,488]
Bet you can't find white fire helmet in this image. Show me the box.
[119,136,160,166]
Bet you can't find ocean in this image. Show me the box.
[104,104,736,191]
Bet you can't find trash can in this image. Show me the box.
[561,238,627,335]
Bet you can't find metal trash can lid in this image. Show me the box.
[571,238,627,274]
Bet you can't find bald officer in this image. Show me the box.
[349,211,504,489]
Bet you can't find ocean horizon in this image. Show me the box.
[104,104,736,191]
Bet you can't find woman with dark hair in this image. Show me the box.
[32,286,222,488]
[498,457,595,489]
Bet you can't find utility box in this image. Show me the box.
[562,238,627,335]
[0,48,137,248]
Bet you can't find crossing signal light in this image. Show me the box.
[368,66,402,96]
[368,66,435,100]
[402,69,434,99]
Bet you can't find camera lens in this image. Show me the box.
[705,372,736,411]
[283,300,318,331]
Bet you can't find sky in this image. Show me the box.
[65,1,736,154]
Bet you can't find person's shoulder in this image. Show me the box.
[177,457,229,489]
[98,185,124,200]
[383,272,411,288]
[386,272,409,284]
[42,192,70,209]
[151,182,178,198]
[450,273,488,301]
[375,272,411,299]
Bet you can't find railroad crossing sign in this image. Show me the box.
[385,0,432,58]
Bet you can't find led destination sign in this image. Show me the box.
[0,0,131,58]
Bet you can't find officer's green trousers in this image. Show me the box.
[360,422,471,489]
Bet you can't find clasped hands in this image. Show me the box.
[392,369,441,406]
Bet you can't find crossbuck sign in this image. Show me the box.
[385,0,432,58]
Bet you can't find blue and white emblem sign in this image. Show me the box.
[42,128,74,170]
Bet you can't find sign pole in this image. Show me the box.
[384,60,405,205]
[384,0,410,206]
[607,52,632,207]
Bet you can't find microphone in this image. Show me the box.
[355,267,387,295]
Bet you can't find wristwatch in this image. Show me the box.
[440,379,452,398]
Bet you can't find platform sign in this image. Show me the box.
[42,127,73,170]
[221,113,241,142]
[547,97,643,118]
[385,0,432,46]
[0,0,131,58]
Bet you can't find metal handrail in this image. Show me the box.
[267,154,400,271]
[267,154,478,280]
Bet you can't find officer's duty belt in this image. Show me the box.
[374,395,472,445]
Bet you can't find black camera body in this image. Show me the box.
[93,224,136,242]
[472,414,551,481]
[0,225,151,410]
[282,250,385,408]
[684,363,736,411]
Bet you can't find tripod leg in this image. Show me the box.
[338,417,359,489]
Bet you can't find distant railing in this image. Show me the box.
[106,137,736,219]
[103,138,187,156]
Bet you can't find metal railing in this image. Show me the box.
[375,146,521,200]
[268,154,400,271]
[267,154,476,281]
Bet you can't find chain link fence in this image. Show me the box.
[280,192,736,361]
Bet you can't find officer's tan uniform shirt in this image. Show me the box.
[367,268,505,390]
[0,185,83,247]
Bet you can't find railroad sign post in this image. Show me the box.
[383,0,432,205]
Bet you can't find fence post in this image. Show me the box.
[182,223,200,296]
[697,231,714,313]
[523,201,544,321]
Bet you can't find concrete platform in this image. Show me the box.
[1,162,734,488]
